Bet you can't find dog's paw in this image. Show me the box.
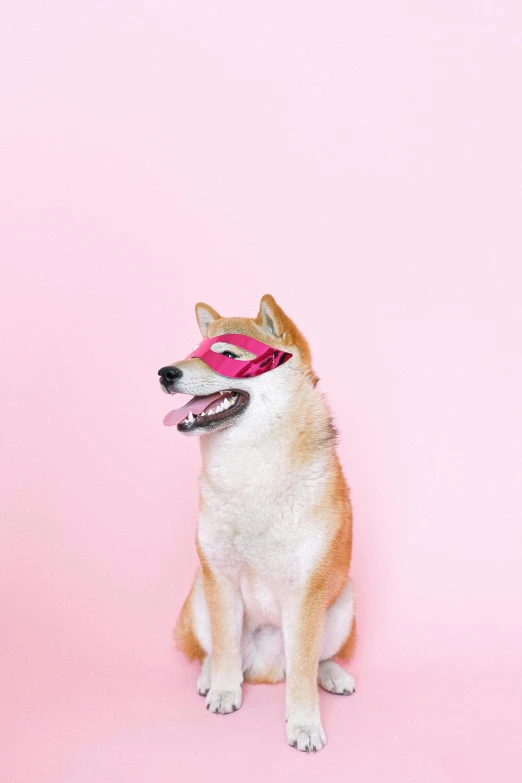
[286,720,326,753]
[197,658,211,696]
[206,687,242,714]
[318,660,356,695]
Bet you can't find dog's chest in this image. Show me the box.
[198,474,326,588]
[198,432,332,597]
[201,502,293,573]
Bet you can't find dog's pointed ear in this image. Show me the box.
[256,294,288,340]
[195,302,221,337]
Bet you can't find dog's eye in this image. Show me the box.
[210,342,255,359]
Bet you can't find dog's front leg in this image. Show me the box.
[282,583,327,752]
[202,564,244,714]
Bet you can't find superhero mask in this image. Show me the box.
[161,333,292,430]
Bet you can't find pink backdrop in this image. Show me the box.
[1,2,521,781]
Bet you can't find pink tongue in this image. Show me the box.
[163,393,224,427]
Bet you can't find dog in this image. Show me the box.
[158,295,356,752]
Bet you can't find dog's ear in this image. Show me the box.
[195,302,221,337]
[256,294,288,340]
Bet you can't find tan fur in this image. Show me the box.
[285,457,355,712]
[196,539,244,692]
[316,456,354,610]
[199,567,236,681]
[174,579,205,662]
[244,668,282,685]
[286,573,329,712]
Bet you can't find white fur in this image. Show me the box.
[318,660,356,695]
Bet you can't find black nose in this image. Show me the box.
[158,366,183,383]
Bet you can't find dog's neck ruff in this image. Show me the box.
[186,333,292,379]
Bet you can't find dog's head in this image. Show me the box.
[158,294,317,436]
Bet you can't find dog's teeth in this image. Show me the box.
[223,399,230,410]
[188,412,195,424]
[208,408,214,415]
[200,411,206,416]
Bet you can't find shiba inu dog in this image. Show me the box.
[158,295,356,753]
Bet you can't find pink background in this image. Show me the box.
[1,2,521,781]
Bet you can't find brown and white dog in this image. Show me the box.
[159,295,356,752]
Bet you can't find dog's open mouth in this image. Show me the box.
[163,390,250,432]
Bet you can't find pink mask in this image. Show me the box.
[186,333,292,379]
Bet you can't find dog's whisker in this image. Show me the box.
[261,393,281,419]
[286,364,316,386]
